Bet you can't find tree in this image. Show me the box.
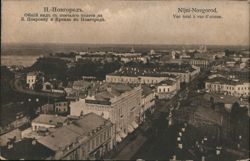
[210,96,215,110]
[229,102,247,139]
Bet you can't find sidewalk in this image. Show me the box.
[113,133,147,160]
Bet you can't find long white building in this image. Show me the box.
[106,67,180,85]
[205,76,250,98]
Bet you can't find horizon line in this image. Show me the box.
[2,42,249,47]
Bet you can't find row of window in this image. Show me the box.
[210,84,250,91]
[158,87,171,93]
[27,79,35,83]
[55,107,67,112]
[108,77,162,84]
[55,102,67,106]
[87,129,111,153]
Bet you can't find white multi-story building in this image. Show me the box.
[156,79,181,99]
[205,76,250,98]
[26,72,44,89]
[37,113,115,160]
[70,83,142,143]
[161,63,200,83]
[106,67,180,85]
[140,86,156,122]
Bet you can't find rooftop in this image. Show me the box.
[32,114,67,126]
[108,67,178,78]
[206,76,248,85]
[158,79,176,86]
[0,138,55,160]
[203,93,249,106]
[89,83,135,99]
[160,63,196,73]
[27,71,44,76]
[37,113,111,151]
[142,85,154,96]
[27,71,39,76]
[72,80,92,88]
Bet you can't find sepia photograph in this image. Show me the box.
[1,0,249,160]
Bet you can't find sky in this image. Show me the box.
[1,0,249,45]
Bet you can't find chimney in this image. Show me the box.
[107,87,112,93]
[7,143,13,149]
[172,155,176,160]
[32,139,37,145]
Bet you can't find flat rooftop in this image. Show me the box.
[32,114,67,126]
[0,138,55,160]
[108,67,178,78]
[37,113,111,151]
[206,76,249,85]
[83,83,141,105]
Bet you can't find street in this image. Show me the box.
[108,71,210,160]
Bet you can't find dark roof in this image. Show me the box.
[161,63,196,73]
[159,79,175,86]
[206,77,247,85]
[142,85,154,96]
[0,138,55,160]
[37,113,112,151]
[0,103,29,127]
[108,67,178,78]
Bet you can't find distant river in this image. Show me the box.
[1,55,39,67]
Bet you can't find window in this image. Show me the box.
[104,132,106,141]
[87,142,90,152]
[91,139,95,149]
[107,130,110,138]
[100,133,103,143]
[96,135,99,146]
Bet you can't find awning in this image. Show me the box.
[132,121,138,129]
[119,131,127,139]
[116,134,122,143]
[127,125,135,133]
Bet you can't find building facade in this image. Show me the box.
[205,77,250,98]
[26,72,44,89]
[156,79,181,99]
[106,67,180,85]
[37,113,114,160]
[161,64,200,83]
[70,84,142,143]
